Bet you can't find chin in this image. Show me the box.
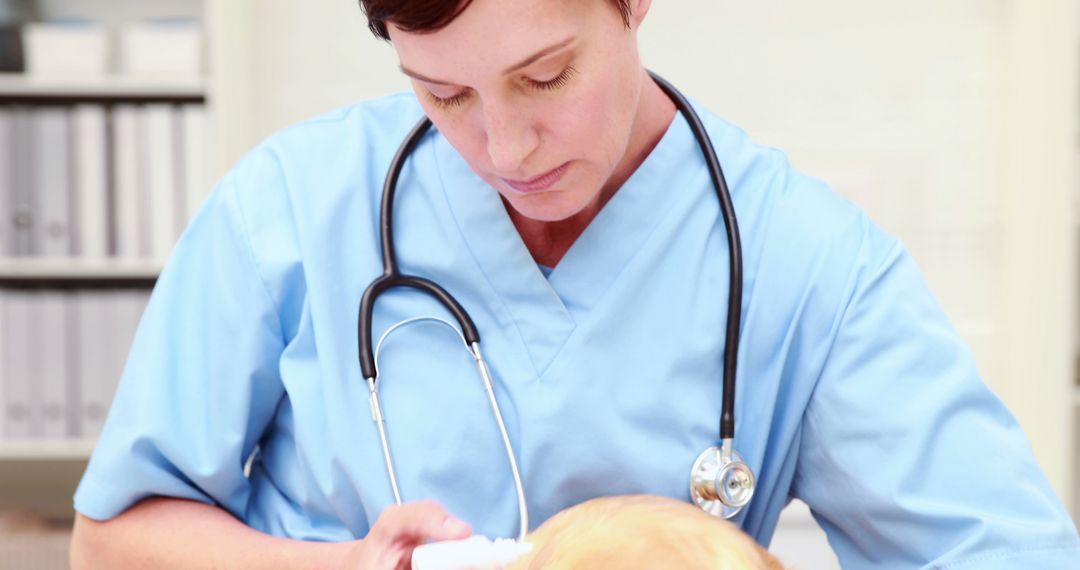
[502,192,590,223]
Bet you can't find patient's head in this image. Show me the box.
[508,495,785,569]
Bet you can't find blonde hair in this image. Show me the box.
[508,495,785,570]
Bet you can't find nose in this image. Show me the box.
[483,101,539,174]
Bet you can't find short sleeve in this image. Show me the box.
[73,172,287,521]
[792,236,1080,568]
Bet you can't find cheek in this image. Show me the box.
[427,111,490,167]
[411,84,487,166]
[547,80,638,164]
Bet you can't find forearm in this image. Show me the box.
[70,497,352,570]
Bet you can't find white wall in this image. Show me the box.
[210,0,405,156]
[248,0,404,138]
[644,2,1076,509]
[645,0,1009,376]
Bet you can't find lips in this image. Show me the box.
[502,163,569,194]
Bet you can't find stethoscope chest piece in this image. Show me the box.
[690,444,756,519]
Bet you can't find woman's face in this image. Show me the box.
[389,0,649,222]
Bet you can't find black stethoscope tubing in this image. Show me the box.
[358,117,478,383]
[649,72,743,441]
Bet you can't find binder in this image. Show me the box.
[142,104,177,261]
[73,105,109,259]
[0,108,13,257]
[123,289,151,360]
[2,290,37,438]
[11,108,33,256]
[75,290,110,437]
[36,291,71,438]
[77,289,149,438]
[31,107,73,257]
[114,290,147,411]
[179,104,208,225]
[112,105,142,259]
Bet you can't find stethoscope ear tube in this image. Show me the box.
[357,117,482,380]
[651,71,754,518]
[648,71,743,442]
[379,117,434,276]
[366,317,527,540]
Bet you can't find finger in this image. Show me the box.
[378,501,473,543]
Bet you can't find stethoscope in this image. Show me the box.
[357,72,755,541]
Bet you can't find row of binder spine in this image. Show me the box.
[0,102,207,261]
[0,288,148,440]
[0,99,202,442]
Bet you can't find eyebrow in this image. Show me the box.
[399,36,576,86]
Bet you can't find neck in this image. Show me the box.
[509,71,677,268]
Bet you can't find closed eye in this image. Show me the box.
[426,88,471,109]
[425,65,577,110]
[525,66,576,92]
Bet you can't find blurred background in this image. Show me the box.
[0,0,1075,568]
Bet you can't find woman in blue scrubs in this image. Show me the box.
[70,0,1080,568]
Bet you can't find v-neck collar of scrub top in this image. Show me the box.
[431,114,695,377]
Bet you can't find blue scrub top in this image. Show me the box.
[74,92,1080,568]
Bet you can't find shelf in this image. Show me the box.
[0,439,95,461]
[0,73,206,104]
[0,258,161,288]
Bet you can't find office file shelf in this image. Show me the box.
[0,0,212,524]
[0,439,96,461]
[0,73,207,105]
[0,259,160,288]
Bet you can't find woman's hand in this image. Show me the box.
[339,500,473,569]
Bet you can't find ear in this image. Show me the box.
[630,0,653,28]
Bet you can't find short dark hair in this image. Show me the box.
[359,0,632,40]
